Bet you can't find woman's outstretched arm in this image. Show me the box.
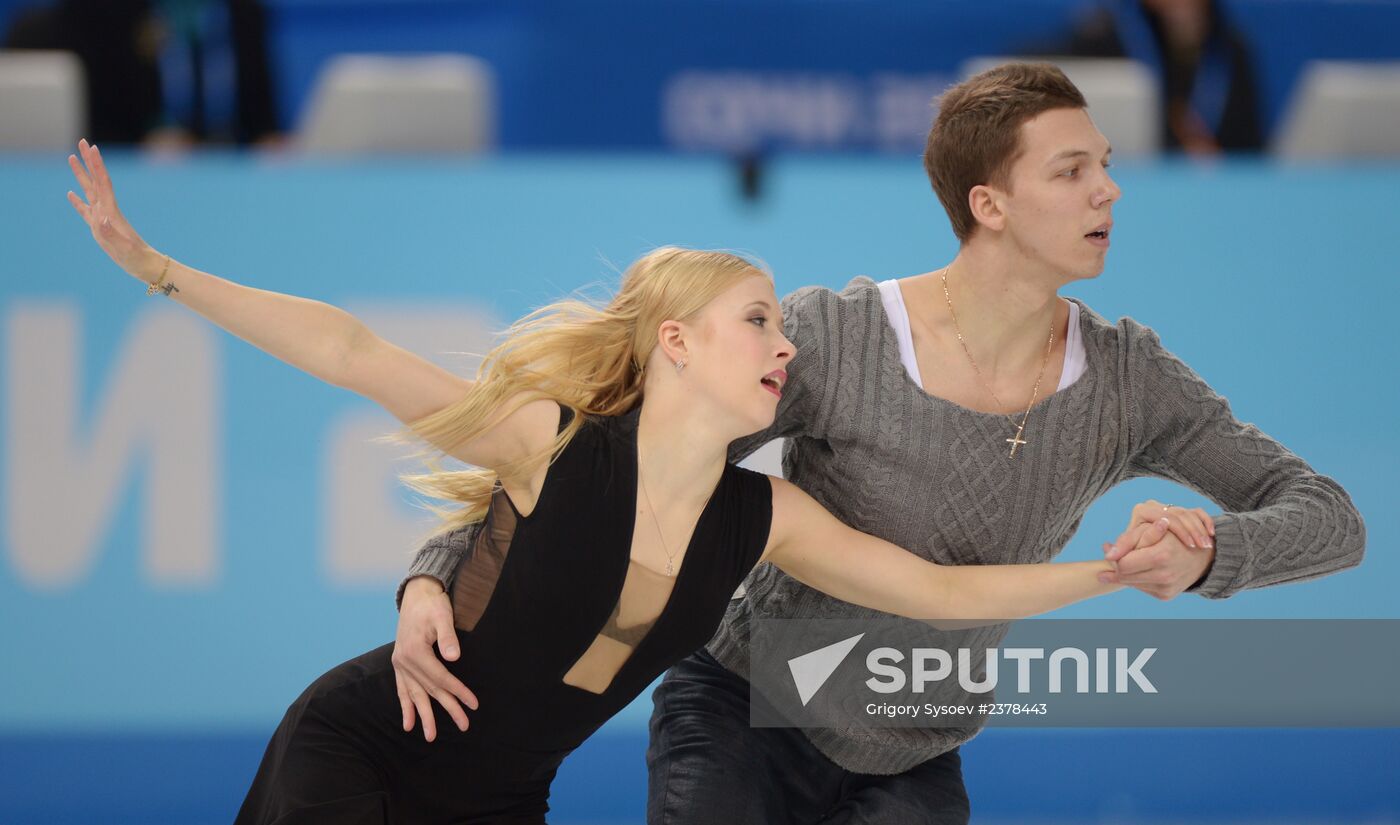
[65,139,554,471]
[761,477,1154,624]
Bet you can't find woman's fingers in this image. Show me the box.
[88,142,116,201]
[1130,501,1214,550]
[1142,516,1171,546]
[67,140,155,278]
[1164,516,1200,549]
[77,140,97,187]
[66,190,89,221]
[1171,509,1212,549]
[68,154,95,203]
[1196,507,1216,537]
[69,142,112,226]
[76,139,116,206]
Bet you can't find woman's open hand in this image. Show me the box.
[66,139,161,281]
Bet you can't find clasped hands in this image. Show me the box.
[1100,499,1216,601]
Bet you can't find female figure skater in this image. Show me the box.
[66,139,1149,824]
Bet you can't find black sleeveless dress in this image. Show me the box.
[235,405,773,824]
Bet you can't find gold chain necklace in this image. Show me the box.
[940,265,1055,458]
[637,462,682,576]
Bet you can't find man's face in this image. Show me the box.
[997,107,1121,280]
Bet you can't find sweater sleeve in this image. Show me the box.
[727,284,840,463]
[1121,319,1366,598]
[395,522,479,609]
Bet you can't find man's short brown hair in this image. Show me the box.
[923,63,1087,243]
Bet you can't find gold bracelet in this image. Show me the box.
[145,254,174,296]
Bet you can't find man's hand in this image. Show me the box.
[391,576,479,742]
[1099,502,1217,600]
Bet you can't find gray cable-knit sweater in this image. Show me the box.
[401,277,1366,774]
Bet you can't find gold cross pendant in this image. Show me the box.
[1006,424,1028,458]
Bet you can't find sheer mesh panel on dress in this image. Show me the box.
[452,492,518,632]
[562,561,676,694]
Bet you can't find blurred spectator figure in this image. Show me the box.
[4,0,162,144]
[4,0,279,146]
[1043,0,1265,154]
[153,0,280,147]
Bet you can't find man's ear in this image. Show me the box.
[968,183,1008,234]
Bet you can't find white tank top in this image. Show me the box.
[876,278,1086,393]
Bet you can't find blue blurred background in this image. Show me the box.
[2,1,1398,823]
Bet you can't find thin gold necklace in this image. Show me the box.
[940,265,1055,458]
[637,461,682,576]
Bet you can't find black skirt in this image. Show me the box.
[234,641,567,825]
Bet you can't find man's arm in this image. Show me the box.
[396,523,479,607]
[1120,319,1366,598]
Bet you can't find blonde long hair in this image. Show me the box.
[402,246,769,535]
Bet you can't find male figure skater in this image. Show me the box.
[393,63,1365,823]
